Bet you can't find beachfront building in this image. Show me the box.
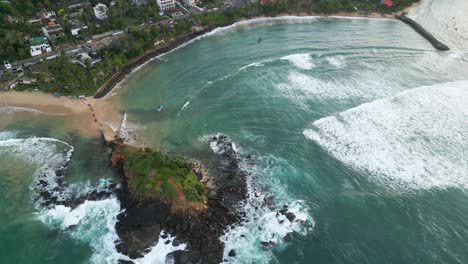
[157,0,176,11]
[29,37,52,57]
[93,3,109,20]
[0,61,23,79]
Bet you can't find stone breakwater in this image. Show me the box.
[396,14,449,51]
[108,134,248,263]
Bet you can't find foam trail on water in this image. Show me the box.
[304,81,468,190]
[238,61,270,71]
[281,53,315,70]
[181,101,190,111]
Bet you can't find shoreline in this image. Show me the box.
[1,10,410,141]
[0,90,120,140]
[93,12,395,99]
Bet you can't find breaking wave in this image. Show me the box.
[204,133,313,263]
[133,231,187,264]
[0,133,185,263]
[206,16,393,36]
[326,55,346,68]
[276,71,395,109]
[118,112,141,145]
[303,81,468,190]
[281,53,315,70]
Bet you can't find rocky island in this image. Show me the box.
[108,135,248,263]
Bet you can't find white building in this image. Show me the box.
[184,0,196,7]
[40,10,56,19]
[93,3,109,20]
[157,0,176,11]
[71,26,88,36]
[29,37,52,57]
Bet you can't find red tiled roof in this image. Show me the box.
[383,0,394,7]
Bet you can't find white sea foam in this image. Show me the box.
[408,0,468,53]
[203,134,313,263]
[0,131,17,140]
[207,16,393,36]
[281,53,315,70]
[0,136,73,168]
[37,197,131,263]
[326,55,346,68]
[0,133,183,262]
[118,112,140,145]
[0,136,76,205]
[408,0,435,19]
[133,231,187,264]
[238,61,268,71]
[181,101,190,110]
[38,196,186,264]
[304,81,468,190]
[276,68,404,109]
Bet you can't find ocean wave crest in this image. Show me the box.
[304,81,468,190]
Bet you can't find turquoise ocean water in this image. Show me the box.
[1,1,468,263]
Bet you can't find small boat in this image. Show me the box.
[156,105,164,112]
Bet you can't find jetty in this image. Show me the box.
[396,15,449,51]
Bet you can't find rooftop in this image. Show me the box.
[30,36,48,46]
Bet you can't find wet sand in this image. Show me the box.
[0,91,122,140]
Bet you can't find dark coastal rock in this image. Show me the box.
[283,232,293,242]
[167,250,190,264]
[286,212,296,222]
[228,249,237,257]
[115,186,170,258]
[110,134,249,264]
[261,240,276,248]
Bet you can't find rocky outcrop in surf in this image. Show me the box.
[108,134,248,263]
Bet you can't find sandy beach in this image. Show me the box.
[0,91,121,140]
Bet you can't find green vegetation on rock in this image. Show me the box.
[123,147,206,203]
